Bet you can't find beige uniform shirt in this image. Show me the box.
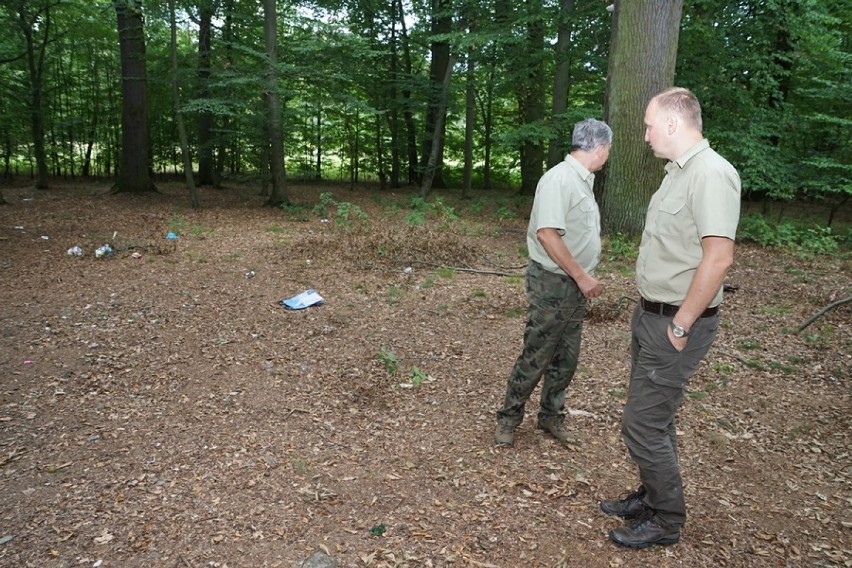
[527,155,601,275]
[636,139,741,307]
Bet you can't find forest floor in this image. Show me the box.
[0,180,849,568]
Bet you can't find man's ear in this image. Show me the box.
[667,115,678,135]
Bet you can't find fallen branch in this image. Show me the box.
[796,295,852,333]
[402,259,519,277]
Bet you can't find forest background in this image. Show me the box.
[0,0,850,240]
[1,1,851,567]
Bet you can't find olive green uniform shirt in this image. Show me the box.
[636,139,741,307]
[527,155,601,276]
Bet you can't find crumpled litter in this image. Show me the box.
[280,289,324,310]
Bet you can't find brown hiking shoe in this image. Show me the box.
[536,416,571,443]
[494,422,516,446]
[600,485,649,519]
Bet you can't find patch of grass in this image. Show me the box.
[496,206,518,220]
[385,287,404,303]
[223,252,242,263]
[471,289,487,298]
[189,224,211,237]
[737,339,762,350]
[712,362,736,377]
[804,325,834,348]
[755,303,793,315]
[183,249,206,263]
[436,267,455,279]
[786,354,804,364]
[265,226,286,233]
[742,359,766,370]
[686,390,707,401]
[768,360,797,374]
[608,388,626,399]
[503,274,524,286]
[505,308,526,318]
[168,214,187,234]
[419,276,435,289]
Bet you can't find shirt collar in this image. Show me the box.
[666,139,710,173]
[565,154,594,184]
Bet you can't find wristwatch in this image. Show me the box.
[670,322,690,338]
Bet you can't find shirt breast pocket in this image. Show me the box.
[656,196,686,235]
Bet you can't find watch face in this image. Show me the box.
[672,324,685,338]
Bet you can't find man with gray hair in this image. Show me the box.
[495,118,612,446]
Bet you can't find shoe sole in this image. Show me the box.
[609,531,680,548]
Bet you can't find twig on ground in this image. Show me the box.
[796,295,852,333]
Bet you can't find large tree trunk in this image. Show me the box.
[196,1,215,186]
[518,0,546,194]
[547,0,575,169]
[262,0,288,207]
[112,0,156,194]
[600,0,682,235]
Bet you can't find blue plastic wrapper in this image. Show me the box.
[280,289,324,310]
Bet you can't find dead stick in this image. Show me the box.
[796,295,852,333]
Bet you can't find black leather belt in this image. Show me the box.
[640,298,719,318]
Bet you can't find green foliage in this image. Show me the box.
[311,192,367,231]
[738,214,841,257]
[377,347,399,376]
[407,367,428,388]
[606,232,639,261]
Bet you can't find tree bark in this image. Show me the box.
[547,0,575,169]
[420,0,451,189]
[112,0,156,194]
[600,0,683,235]
[17,0,55,190]
[262,0,288,207]
[196,0,215,186]
[169,0,199,208]
[420,54,455,198]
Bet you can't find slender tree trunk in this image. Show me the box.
[388,2,401,188]
[398,1,418,185]
[600,0,683,236]
[420,0,451,188]
[421,54,455,198]
[196,1,215,186]
[262,0,288,206]
[547,0,575,169]
[112,0,156,193]
[170,0,199,208]
[462,23,475,199]
[315,105,322,179]
[214,0,235,188]
[17,1,53,189]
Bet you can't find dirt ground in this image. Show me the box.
[0,181,849,568]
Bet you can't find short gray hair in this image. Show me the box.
[571,118,613,151]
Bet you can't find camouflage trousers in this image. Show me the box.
[497,261,587,426]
